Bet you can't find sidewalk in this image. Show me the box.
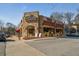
[7,36,19,41]
[6,41,45,56]
[7,35,58,41]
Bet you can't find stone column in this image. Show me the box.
[75,27,78,35]
[35,27,38,37]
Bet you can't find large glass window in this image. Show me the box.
[70,28,76,33]
[27,26,35,36]
[25,15,37,21]
[43,28,49,32]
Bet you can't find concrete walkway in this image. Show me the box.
[6,41,45,56]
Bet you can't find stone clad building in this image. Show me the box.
[19,11,64,39]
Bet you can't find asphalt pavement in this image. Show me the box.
[0,42,6,56]
[1,37,79,56]
[25,38,79,56]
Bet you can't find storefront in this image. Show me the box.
[70,24,79,35]
[19,11,64,39]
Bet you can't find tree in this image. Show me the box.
[73,12,79,24]
[73,9,79,24]
[0,20,4,31]
[50,12,64,22]
[6,22,16,28]
[6,22,16,35]
[64,12,74,24]
[64,12,74,35]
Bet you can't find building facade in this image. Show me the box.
[19,11,64,39]
[66,23,79,36]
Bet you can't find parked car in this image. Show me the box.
[0,32,6,42]
[5,32,10,38]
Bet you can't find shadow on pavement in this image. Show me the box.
[0,38,15,56]
[0,39,15,42]
[6,39,15,42]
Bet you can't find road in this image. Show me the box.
[0,42,6,56]
[25,38,79,56]
[5,37,79,56]
[6,41,45,56]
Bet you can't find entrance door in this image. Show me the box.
[27,25,35,38]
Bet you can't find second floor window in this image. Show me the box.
[25,15,37,20]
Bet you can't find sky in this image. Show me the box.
[0,3,79,26]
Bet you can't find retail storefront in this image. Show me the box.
[19,11,64,39]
